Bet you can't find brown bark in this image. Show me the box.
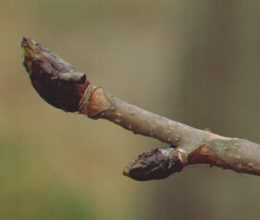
[21,37,260,181]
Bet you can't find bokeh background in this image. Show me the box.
[1,0,260,219]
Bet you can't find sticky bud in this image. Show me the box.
[123,147,183,181]
[21,36,89,112]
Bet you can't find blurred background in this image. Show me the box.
[0,0,260,219]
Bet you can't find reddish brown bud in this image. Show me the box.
[123,147,183,181]
[21,36,89,112]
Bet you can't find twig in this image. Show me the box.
[21,37,260,181]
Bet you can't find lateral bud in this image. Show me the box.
[123,147,184,181]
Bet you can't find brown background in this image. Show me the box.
[0,0,260,219]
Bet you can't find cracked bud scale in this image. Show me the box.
[123,147,183,181]
[21,36,89,112]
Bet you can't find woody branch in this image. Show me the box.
[21,37,260,181]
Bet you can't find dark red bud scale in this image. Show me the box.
[21,36,89,112]
[123,147,183,181]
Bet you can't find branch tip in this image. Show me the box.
[22,36,89,112]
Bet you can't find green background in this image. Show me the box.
[0,0,260,219]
